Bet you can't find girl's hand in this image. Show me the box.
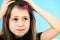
[24,0,35,10]
[1,0,11,12]
[0,0,14,18]
[24,0,33,4]
[4,0,10,2]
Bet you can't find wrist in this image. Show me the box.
[0,10,3,19]
[29,1,35,6]
[53,28,60,34]
[28,1,37,10]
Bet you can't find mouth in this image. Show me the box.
[16,29,24,31]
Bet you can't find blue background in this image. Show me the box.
[0,0,60,39]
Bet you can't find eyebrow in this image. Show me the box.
[11,16,18,18]
[11,16,30,18]
[22,16,30,18]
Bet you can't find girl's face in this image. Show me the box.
[9,6,30,37]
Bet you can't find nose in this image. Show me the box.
[17,20,24,27]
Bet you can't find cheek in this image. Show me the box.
[9,20,17,32]
[24,20,30,31]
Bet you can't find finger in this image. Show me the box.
[7,1,15,5]
[5,0,15,3]
[2,1,15,12]
[4,0,10,2]
[2,1,15,8]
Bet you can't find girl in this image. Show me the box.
[0,0,60,40]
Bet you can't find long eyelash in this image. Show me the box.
[24,18,28,20]
[13,18,18,21]
[15,18,17,20]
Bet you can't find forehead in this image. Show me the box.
[11,6,30,17]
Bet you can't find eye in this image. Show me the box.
[13,18,18,21]
[24,18,28,20]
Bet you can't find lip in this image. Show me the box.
[16,29,24,31]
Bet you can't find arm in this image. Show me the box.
[0,10,2,19]
[24,0,60,40]
[0,0,8,19]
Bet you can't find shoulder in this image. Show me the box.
[37,32,42,40]
[0,35,3,40]
[0,35,2,40]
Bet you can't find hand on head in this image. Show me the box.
[1,0,15,18]
[24,0,32,4]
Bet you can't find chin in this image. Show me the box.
[15,33,26,37]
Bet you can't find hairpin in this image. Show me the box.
[23,4,28,10]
